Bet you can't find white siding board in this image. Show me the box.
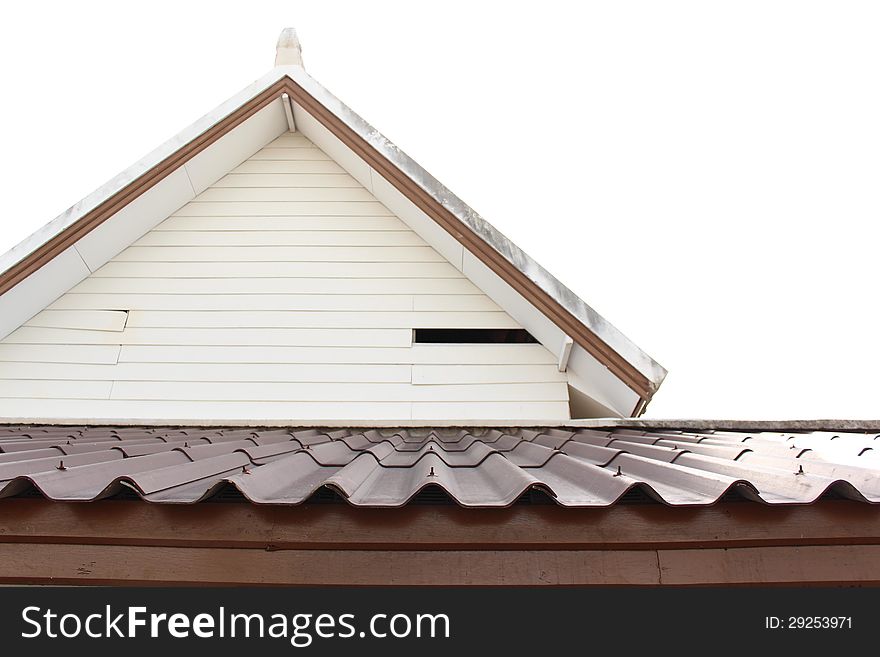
[116,344,555,365]
[411,401,570,421]
[125,311,518,329]
[51,294,415,312]
[109,381,566,403]
[0,344,120,365]
[231,160,345,174]
[0,380,112,399]
[412,364,567,385]
[116,345,557,366]
[266,133,316,148]
[154,215,406,231]
[133,230,427,247]
[70,277,481,295]
[3,327,413,347]
[409,344,555,365]
[213,173,363,188]
[89,261,463,278]
[249,148,333,161]
[193,187,376,202]
[0,399,414,422]
[112,246,445,262]
[413,295,502,312]
[0,363,412,384]
[173,202,393,216]
[25,310,128,332]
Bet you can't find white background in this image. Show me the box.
[0,1,877,419]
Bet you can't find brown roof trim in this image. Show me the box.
[283,78,654,403]
[0,76,652,407]
[1,499,878,585]
[5,542,879,586]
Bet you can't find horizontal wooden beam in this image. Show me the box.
[659,545,880,586]
[0,542,877,586]
[1,499,879,551]
[0,543,658,586]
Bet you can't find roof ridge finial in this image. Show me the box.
[275,27,304,67]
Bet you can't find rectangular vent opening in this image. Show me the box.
[413,328,537,344]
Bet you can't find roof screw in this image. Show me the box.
[613,465,622,477]
[56,461,66,471]
[429,444,434,451]
[428,467,436,478]
[242,466,250,475]
[305,443,311,450]
[789,444,797,450]
[796,464,804,476]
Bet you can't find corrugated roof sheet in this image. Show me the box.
[0,425,878,506]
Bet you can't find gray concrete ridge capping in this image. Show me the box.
[0,28,665,389]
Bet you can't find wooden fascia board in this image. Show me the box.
[1,499,878,551]
[1,500,879,585]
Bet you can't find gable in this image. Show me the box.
[0,39,666,420]
[0,133,570,422]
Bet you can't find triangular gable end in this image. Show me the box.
[0,29,666,423]
[0,131,571,421]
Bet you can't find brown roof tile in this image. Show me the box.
[0,425,878,507]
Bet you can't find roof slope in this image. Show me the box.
[1,424,877,506]
[0,30,665,416]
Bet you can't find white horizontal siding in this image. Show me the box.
[174,202,392,216]
[50,294,501,312]
[114,344,556,365]
[0,344,121,364]
[68,277,482,295]
[156,214,403,230]
[193,187,377,202]
[24,310,128,332]
[123,311,518,329]
[0,399,565,422]
[90,261,462,278]
[114,246,445,262]
[108,381,567,402]
[0,362,413,383]
[0,132,568,422]
[4,327,414,347]
[133,230,427,247]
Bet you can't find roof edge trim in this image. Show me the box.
[2,418,878,431]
